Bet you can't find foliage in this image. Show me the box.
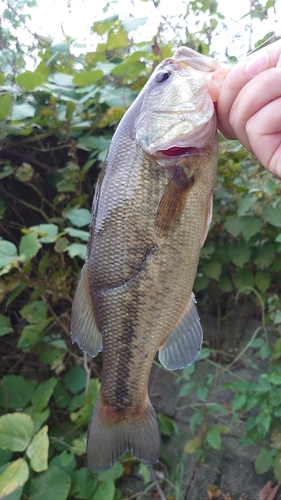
[0,0,280,498]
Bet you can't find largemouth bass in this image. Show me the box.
[71,47,230,472]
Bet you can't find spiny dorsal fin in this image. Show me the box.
[156,167,194,238]
[71,263,103,358]
[158,294,203,370]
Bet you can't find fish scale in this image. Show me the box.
[71,46,230,471]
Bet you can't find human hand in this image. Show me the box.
[217,39,281,179]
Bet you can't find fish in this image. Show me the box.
[71,46,230,472]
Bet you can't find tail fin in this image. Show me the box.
[87,397,161,472]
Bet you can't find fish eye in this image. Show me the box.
[155,71,171,83]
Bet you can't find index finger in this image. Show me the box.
[217,40,281,139]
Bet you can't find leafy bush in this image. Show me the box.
[0,0,280,498]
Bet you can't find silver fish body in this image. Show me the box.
[71,47,230,471]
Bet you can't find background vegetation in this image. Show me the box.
[0,0,281,498]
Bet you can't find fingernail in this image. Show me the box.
[245,53,269,76]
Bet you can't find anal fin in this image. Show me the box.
[71,264,103,358]
[158,294,203,370]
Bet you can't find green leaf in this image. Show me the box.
[0,95,13,121]
[107,28,128,50]
[241,217,262,241]
[0,450,13,467]
[63,366,86,394]
[0,241,18,269]
[93,16,118,35]
[178,382,197,398]
[202,260,221,280]
[232,269,254,290]
[48,73,74,87]
[138,463,151,484]
[0,315,13,337]
[263,205,281,227]
[16,71,47,90]
[17,320,52,351]
[64,208,91,228]
[253,242,275,269]
[196,348,211,361]
[64,228,89,241]
[194,274,210,292]
[70,467,97,499]
[0,413,34,451]
[157,413,176,437]
[14,163,34,182]
[97,462,124,482]
[237,194,256,216]
[92,480,115,500]
[0,376,36,409]
[255,271,271,292]
[29,466,71,500]
[24,407,50,434]
[232,393,246,411]
[21,301,48,324]
[196,385,208,401]
[274,456,281,482]
[73,70,103,86]
[66,243,87,259]
[121,17,148,31]
[228,242,251,267]
[190,411,204,434]
[53,382,71,409]
[31,378,58,411]
[206,426,221,450]
[49,450,76,473]
[100,86,136,108]
[30,224,58,243]
[224,216,244,237]
[218,275,232,292]
[255,449,273,474]
[19,234,41,262]
[0,459,29,499]
[184,436,203,453]
[11,103,36,121]
[98,107,125,128]
[27,425,49,472]
[0,164,14,180]
[72,435,86,456]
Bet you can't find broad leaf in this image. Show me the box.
[19,234,41,262]
[0,413,34,451]
[11,103,36,121]
[0,315,13,337]
[64,208,91,227]
[0,376,36,409]
[0,459,29,499]
[27,425,49,472]
[0,95,13,121]
[29,466,71,500]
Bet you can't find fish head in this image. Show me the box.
[134,47,231,159]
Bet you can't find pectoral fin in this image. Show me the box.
[71,264,103,357]
[158,294,203,370]
[201,192,213,247]
[156,168,194,238]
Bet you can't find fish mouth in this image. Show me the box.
[157,146,205,158]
